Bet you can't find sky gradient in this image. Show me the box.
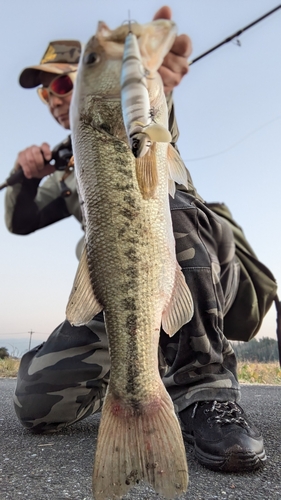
[0,0,280,355]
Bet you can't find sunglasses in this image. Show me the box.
[37,72,76,104]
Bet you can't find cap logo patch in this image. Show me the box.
[41,43,81,64]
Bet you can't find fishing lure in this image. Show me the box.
[121,29,171,158]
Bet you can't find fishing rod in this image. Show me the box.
[189,4,281,65]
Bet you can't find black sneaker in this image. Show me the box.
[179,400,266,472]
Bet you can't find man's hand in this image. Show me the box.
[16,143,55,179]
[153,6,192,95]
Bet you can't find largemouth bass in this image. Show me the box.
[67,19,193,500]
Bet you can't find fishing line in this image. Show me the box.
[182,116,281,162]
[122,12,137,31]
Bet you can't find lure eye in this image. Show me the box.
[84,52,99,65]
[131,134,151,158]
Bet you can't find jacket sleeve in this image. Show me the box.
[166,92,180,148]
[4,169,71,235]
[166,92,204,202]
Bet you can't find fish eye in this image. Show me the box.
[84,52,99,65]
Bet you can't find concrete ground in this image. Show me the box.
[0,379,280,500]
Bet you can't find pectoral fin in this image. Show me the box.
[66,245,103,325]
[162,264,194,336]
[135,141,158,199]
[167,144,189,197]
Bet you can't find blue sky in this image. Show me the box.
[0,0,280,355]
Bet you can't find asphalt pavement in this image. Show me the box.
[0,379,280,500]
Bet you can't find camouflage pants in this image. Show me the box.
[14,191,240,433]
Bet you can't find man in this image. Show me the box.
[5,6,266,473]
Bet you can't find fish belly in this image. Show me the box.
[73,102,188,499]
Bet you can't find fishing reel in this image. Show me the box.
[0,135,74,198]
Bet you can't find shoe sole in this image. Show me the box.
[182,430,267,472]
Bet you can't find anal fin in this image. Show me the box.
[66,245,103,325]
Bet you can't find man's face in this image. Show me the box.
[40,72,72,130]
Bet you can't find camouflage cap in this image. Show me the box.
[19,40,82,88]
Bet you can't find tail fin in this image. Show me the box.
[93,388,188,499]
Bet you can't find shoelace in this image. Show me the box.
[192,400,250,428]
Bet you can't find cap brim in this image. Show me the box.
[19,63,78,88]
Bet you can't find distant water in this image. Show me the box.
[0,337,45,357]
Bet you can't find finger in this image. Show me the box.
[40,142,52,162]
[23,147,44,176]
[28,146,46,171]
[23,164,55,180]
[19,158,33,179]
[21,159,55,180]
[161,51,189,76]
[170,34,193,58]
[158,66,182,94]
[17,154,32,179]
[153,6,172,21]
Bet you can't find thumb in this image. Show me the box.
[153,6,172,21]
[40,142,52,162]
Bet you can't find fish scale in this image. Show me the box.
[76,123,169,402]
[67,19,194,499]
